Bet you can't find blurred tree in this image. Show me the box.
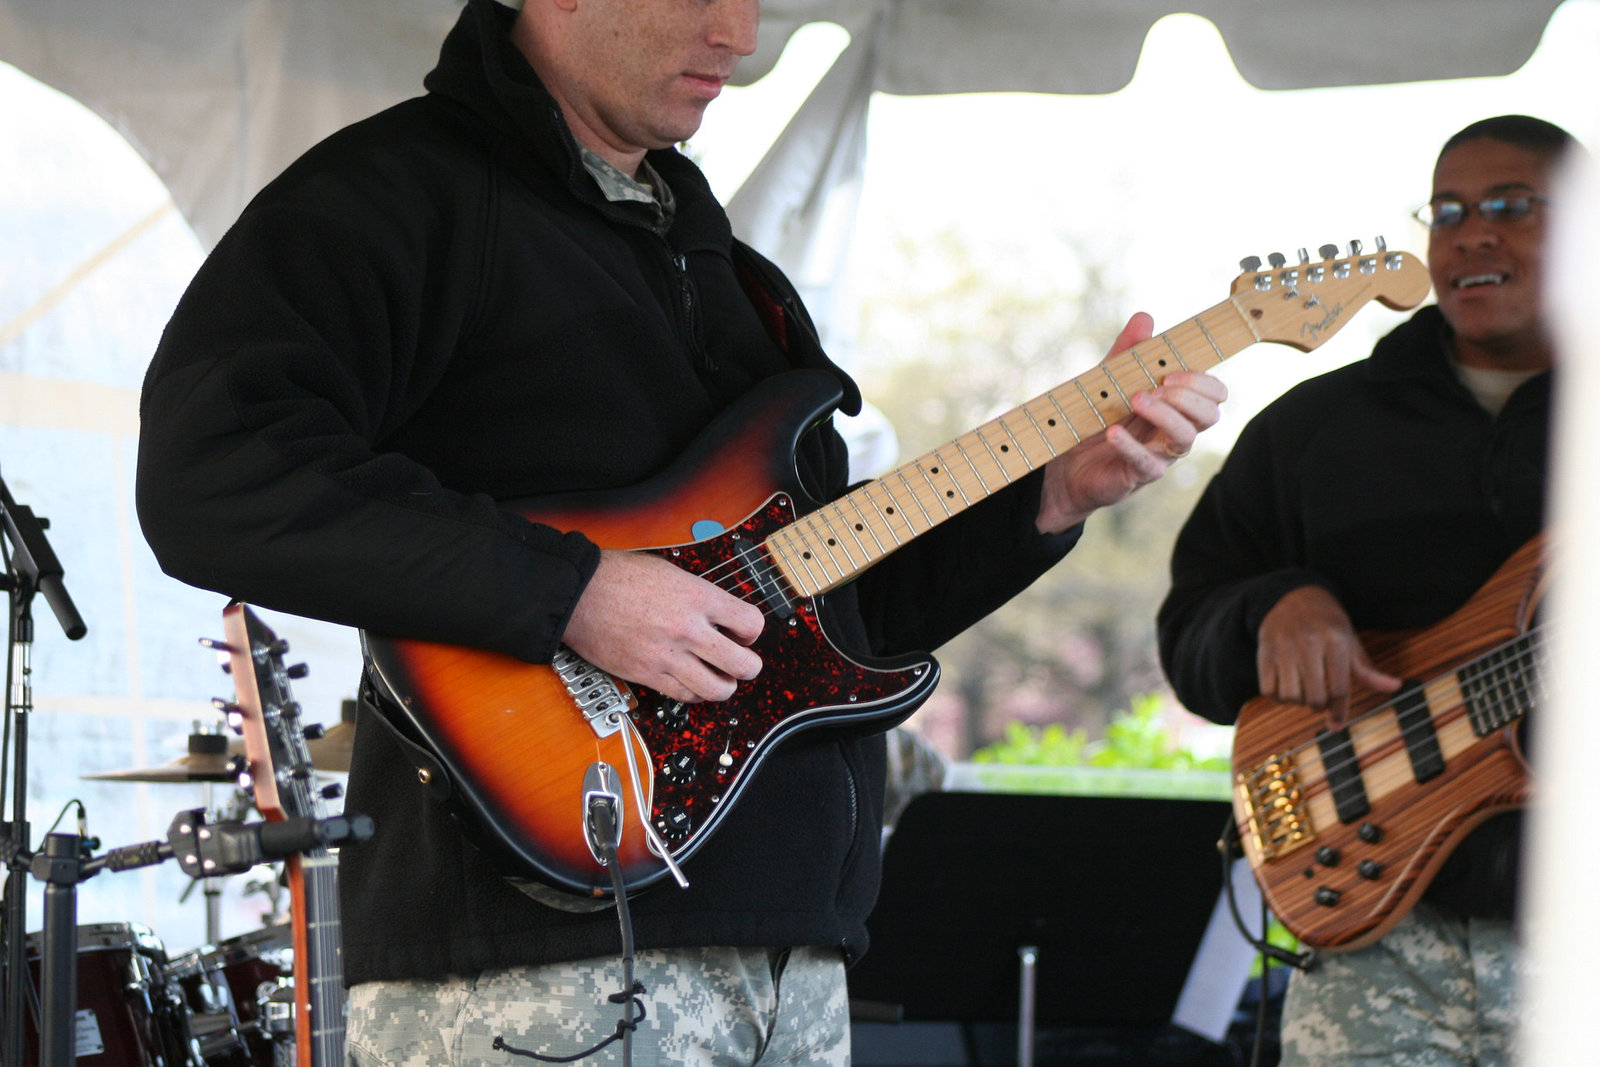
[854,227,1223,757]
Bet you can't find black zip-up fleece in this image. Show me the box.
[138,0,1082,982]
[1158,305,1551,918]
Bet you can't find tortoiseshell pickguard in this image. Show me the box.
[626,492,934,850]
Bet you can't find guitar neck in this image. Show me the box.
[765,296,1258,596]
[291,848,345,1067]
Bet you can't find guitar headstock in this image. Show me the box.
[1230,239,1430,352]
[218,602,327,824]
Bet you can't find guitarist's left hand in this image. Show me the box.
[1035,312,1228,534]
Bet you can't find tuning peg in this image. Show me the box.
[1348,239,1363,255]
[1267,252,1287,268]
[286,662,309,680]
[1319,244,1339,260]
[302,723,327,741]
[199,637,234,653]
[281,700,302,719]
[1239,255,1262,273]
[1297,248,1310,265]
[1374,235,1387,252]
[321,782,344,801]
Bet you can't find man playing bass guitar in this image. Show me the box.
[1159,115,1583,1067]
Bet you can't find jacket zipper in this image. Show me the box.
[672,252,717,373]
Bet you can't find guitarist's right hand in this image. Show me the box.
[1256,584,1402,729]
[561,550,765,705]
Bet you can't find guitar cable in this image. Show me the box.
[494,793,647,1066]
[1216,818,1316,1067]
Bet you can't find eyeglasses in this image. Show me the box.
[1412,194,1548,231]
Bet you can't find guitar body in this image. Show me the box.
[1232,536,1545,951]
[363,371,940,897]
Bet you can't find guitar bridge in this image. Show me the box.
[1237,754,1314,861]
[553,648,636,737]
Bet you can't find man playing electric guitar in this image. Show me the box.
[1159,115,1583,1067]
[135,1,1225,1063]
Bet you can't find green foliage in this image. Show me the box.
[971,693,1229,771]
[964,694,1232,800]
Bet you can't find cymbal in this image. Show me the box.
[84,733,235,783]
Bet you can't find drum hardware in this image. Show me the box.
[9,805,370,1067]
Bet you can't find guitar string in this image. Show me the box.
[649,312,1241,606]
[1243,626,1545,838]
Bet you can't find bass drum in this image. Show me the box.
[23,921,198,1067]
[167,925,293,1067]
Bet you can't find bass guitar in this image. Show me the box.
[1231,534,1546,951]
[364,241,1430,898]
[221,603,348,1065]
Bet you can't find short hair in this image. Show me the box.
[1438,114,1581,168]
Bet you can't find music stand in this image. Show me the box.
[848,791,1232,1066]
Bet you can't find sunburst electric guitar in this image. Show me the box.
[363,242,1430,898]
[1231,535,1547,951]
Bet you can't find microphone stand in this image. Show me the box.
[1,467,88,1067]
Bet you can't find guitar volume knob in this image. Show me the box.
[1314,886,1342,907]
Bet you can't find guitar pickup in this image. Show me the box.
[1237,753,1314,861]
[737,538,795,620]
[553,648,636,737]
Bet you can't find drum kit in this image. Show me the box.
[12,709,354,1067]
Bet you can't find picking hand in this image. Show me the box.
[562,549,764,704]
[1256,584,1403,728]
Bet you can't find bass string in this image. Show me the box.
[1245,626,1545,820]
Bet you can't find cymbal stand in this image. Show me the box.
[1,469,87,1067]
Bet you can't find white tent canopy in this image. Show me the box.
[0,0,1567,248]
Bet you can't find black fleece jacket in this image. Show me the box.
[138,0,1081,981]
[1158,305,1550,917]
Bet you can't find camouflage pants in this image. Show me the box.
[345,945,850,1066]
[1279,903,1521,1066]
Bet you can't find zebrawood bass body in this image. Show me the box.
[1231,535,1546,951]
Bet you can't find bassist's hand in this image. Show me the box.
[1257,584,1402,729]
[562,550,765,704]
[1035,313,1228,534]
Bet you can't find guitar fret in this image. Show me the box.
[928,451,971,507]
[1019,405,1058,458]
[951,438,992,495]
[1161,333,1192,370]
[893,468,937,528]
[1195,315,1225,358]
[1072,379,1108,428]
[844,490,889,556]
[912,464,955,518]
[1044,392,1083,443]
[1125,345,1160,386]
[995,417,1037,472]
[1099,364,1133,411]
[798,511,850,579]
